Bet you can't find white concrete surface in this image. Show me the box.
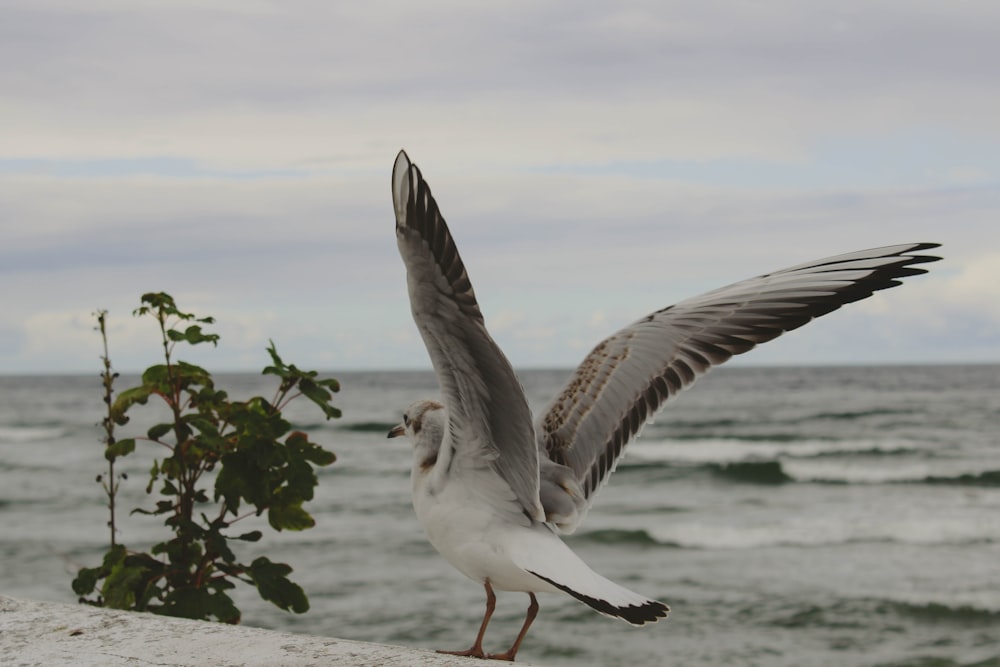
[0,595,540,666]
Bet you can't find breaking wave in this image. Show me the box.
[575,518,999,550]
[0,426,66,443]
[709,460,792,484]
[622,440,997,487]
[339,421,400,433]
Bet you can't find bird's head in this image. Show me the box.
[387,399,446,454]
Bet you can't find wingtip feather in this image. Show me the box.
[392,149,414,226]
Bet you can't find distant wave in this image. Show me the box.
[709,460,791,484]
[287,421,334,432]
[652,418,743,430]
[575,522,998,551]
[662,432,827,443]
[654,407,915,434]
[806,407,916,421]
[885,600,1000,625]
[797,446,922,459]
[791,464,1000,488]
[0,426,66,443]
[769,598,1000,630]
[572,528,670,548]
[622,448,998,487]
[338,421,399,433]
[626,438,926,468]
[922,470,1000,487]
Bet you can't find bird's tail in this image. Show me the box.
[510,527,669,625]
[527,568,669,625]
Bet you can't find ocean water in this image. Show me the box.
[1,365,999,667]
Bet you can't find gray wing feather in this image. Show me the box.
[392,150,544,522]
[537,242,941,531]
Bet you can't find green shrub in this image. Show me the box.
[73,292,339,623]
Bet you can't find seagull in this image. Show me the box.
[386,149,940,661]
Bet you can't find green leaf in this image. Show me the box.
[248,557,309,614]
[209,575,236,592]
[100,547,153,610]
[261,340,287,378]
[157,587,240,623]
[105,438,136,461]
[236,530,262,542]
[299,379,342,420]
[140,364,171,389]
[268,502,315,531]
[137,292,179,317]
[159,587,212,621]
[160,457,181,479]
[215,449,268,511]
[204,527,236,564]
[146,459,160,493]
[102,543,128,567]
[147,422,173,440]
[286,431,336,466]
[260,342,341,419]
[72,565,102,596]
[110,386,153,424]
[175,361,212,387]
[172,324,220,347]
[283,459,316,503]
[206,590,240,624]
[183,414,219,437]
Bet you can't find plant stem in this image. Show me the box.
[96,310,118,547]
[155,302,199,574]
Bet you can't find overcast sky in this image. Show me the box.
[2,1,999,375]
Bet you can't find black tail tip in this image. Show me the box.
[529,570,670,625]
[619,600,671,625]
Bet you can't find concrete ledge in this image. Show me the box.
[0,596,539,666]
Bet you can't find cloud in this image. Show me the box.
[1,0,998,373]
[5,2,1000,169]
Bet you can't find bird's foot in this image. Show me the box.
[437,646,487,659]
[485,651,517,661]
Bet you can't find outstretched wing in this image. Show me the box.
[537,243,941,531]
[392,150,544,522]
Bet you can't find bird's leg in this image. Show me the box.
[437,580,497,659]
[487,592,539,662]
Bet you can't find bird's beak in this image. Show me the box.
[387,424,405,439]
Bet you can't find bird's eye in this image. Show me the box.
[403,413,410,426]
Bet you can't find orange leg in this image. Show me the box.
[437,581,497,659]
[487,592,539,662]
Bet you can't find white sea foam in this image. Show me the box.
[647,511,1000,550]
[625,437,995,485]
[0,426,65,443]
[627,438,920,465]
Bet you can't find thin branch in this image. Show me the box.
[96,310,119,547]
